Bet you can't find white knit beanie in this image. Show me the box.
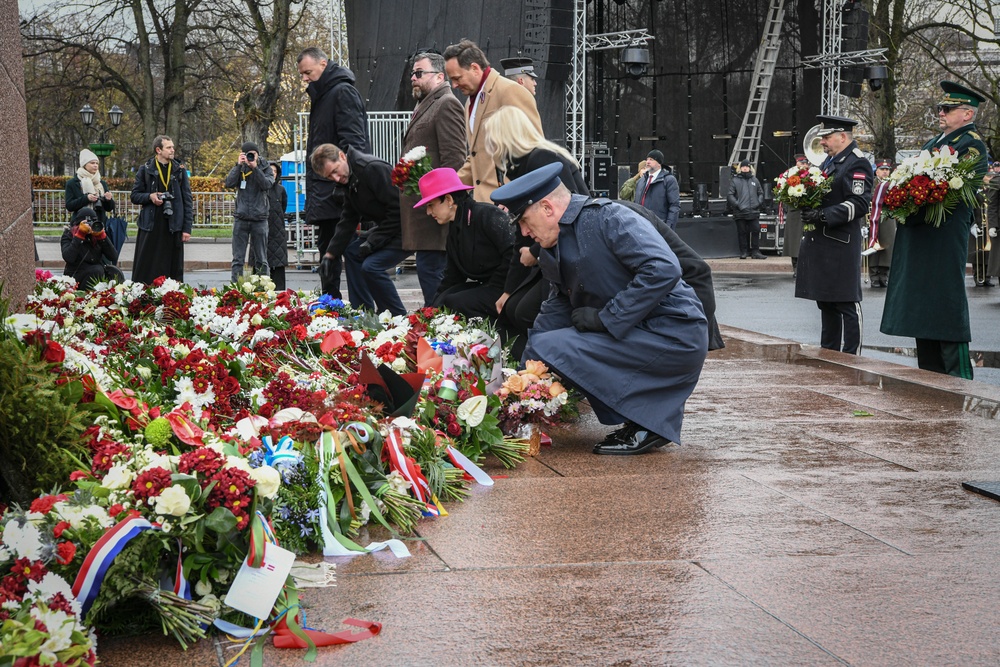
[79,149,99,167]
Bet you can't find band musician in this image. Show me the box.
[866,158,895,288]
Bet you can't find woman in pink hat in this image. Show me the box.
[415,168,515,320]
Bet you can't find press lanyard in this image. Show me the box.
[156,160,172,190]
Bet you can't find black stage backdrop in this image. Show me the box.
[345,0,821,195]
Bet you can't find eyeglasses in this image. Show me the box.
[411,70,440,79]
[936,104,969,114]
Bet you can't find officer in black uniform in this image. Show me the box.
[795,115,873,355]
[500,57,538,97]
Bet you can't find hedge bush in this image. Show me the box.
[32,175,227,192]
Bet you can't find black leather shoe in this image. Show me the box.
[751,251,767,260]
[739,253,747,259]
[593,422,669,455]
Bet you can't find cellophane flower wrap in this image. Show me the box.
[883,147,984,227]
[391,146,432,196]
[773,164,832,231]
[495,360,570,431]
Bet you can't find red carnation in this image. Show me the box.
[108,503,125,517]
[29,494,68,515]
[52,521,71,539]
[55,541,77,565]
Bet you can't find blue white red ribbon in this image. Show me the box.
[72,514,157,615]
[446,446,494,487]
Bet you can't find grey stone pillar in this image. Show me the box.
[0,0,35,307]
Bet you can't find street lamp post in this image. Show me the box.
[79,103,124,174]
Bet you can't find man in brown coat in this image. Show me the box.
[400,51,468,305]
[444,39,542,202]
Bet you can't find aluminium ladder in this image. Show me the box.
[727,0,786,168]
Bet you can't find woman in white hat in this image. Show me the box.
[414,167,515,320]
[65,148,115,228]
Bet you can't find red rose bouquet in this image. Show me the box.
[391,146,432,196]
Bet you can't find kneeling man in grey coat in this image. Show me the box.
[491,163,708,455]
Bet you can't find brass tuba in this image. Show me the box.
[803,124,826,166]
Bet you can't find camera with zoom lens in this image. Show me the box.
[90,217,104,233]
[92,197,104,212]
[245,151,256,163]
[160,191,175,217]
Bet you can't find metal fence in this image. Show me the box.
[368,111,412,164]
[32,190,238,230]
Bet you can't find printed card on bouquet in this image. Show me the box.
[224,543,296,619]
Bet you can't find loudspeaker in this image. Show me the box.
[524,0,575,82]
[839,66,864,98]
[840,2,869,53]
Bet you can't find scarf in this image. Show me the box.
[76,166,105,198]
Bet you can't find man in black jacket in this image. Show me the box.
[298,47,371,297]
[311,144,408,316]
[727,159,766,259]
[130,135,193,284]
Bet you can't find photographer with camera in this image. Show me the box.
[66,149,115,228]
[61,206,124,290]
[224,141,274,283]
[130,135,193,284]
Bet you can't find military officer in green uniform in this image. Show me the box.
[880,81,989,379]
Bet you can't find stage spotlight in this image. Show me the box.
[622,48,650,79]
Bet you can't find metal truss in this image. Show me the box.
[566,0,587,163]
[802,48,889,68]
[330,0,349,67]
[584,29,654,52]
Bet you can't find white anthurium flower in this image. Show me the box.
[235,415,269,439]
[391,416,419,432]
[272,407,317,424]
[457,395,488,427]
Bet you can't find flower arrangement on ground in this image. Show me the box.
[391,146,433,196]
[773,164,832,231]
[0,274,578,660]
[883,147,984,226]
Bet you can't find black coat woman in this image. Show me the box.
[61,207,122,290]
[484,105,591,358]
[65,149,116,228]
[414,168,515,320]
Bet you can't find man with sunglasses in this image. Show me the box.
[399,51,468,305]
[881,81,989,379]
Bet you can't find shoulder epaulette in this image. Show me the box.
[853,147,865,158]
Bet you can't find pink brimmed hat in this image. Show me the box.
[414,168,473,208]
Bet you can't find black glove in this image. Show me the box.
[571,307,607,333]
[358,242,374,259]
[802,208,824,225]
[319,256,337,283]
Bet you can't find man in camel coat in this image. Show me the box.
[444,38,542,202]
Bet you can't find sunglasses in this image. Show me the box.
[411,70,440,79]
[936,104,969,114]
